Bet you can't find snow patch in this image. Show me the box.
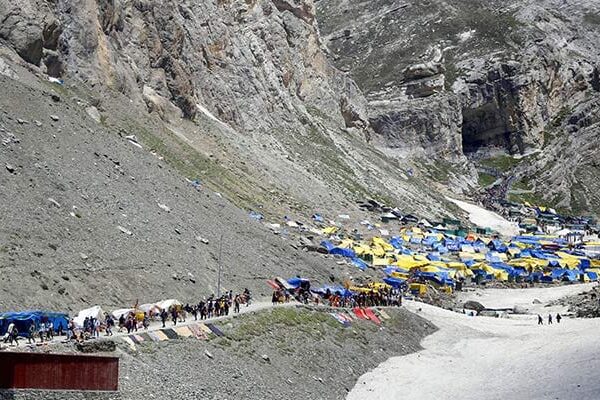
[457,29,476,42]
[447,197,519,237]
[349,286,600,400]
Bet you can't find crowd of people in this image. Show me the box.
[2,319,63,346]
[110,289,253,333]
[1,289,253,346]
[271,283,403,309]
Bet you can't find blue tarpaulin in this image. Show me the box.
[389,237,404,249]
[287,277,310,289]
[383,277,406,288]
[320,241,355,258]
[330,247,356,258]
[312,214,324,223]
[320,240,335,251]
[0,311,69,336]
[351,257,368,271]
[312,285,353,297]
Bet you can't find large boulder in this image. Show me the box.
[0,9,43,65]
[463,300,485,313]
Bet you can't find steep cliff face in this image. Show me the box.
[0,0,362,127]
[317,0,598,155]
[317,0,600,214]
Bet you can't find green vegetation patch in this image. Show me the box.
[121,119,274,213]
[225,308,342,343]
[550,106,572,129]
[480,154,522,172]
[478,172,496,187]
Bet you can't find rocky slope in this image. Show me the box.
[0,69,355,312]
[316,0,600,214]
[1,0,599,312]
[0,0,472,310]
[0,0,462,222]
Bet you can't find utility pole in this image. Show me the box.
[217,233,223,298]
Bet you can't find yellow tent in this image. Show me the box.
[391,271,410,280]
[338,239,354,249]
[395,255,428,269]
[371,237,393,252]
[409,283,427,295]
[368,282,391,290]
[556,251,590,269]
[353,243,372,256]
[419,265,443,273]
[373,256,395,266]
[322,226,338,235]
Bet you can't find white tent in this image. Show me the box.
[139,303,162,317]
[555,228,572,237]
[156,299,182,311]
[418,219,433,228]
[111,308,134,319]
[74,305,105,328]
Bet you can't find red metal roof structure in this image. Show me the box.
[0,351,119,391]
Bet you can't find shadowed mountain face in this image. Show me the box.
[317,0,600,214]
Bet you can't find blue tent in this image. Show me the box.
[413,271,454,287]
[330,247,356,258]
[489,239,508,253]
[287,277,310,289]
[351,257,368,271]
[422,236,438,247]
[389,237,404,249]
[320,240,355,258]
[444,239,461,252]
[383,277,406,288]
[410,237,422,244]
[586,271,598,281]
[550,269,579,282]
[527,271,544,282]
[434,244,449,254]
[0,311,69,336]
[400,247,413,255]
[473,240,487,252]
[427,252,441,261]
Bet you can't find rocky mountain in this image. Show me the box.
[1,0,599,310]
[316,0,600,214]
[0,0,462,222]
[0,0,467,310]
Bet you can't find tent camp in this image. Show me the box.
[73,306,105,328]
